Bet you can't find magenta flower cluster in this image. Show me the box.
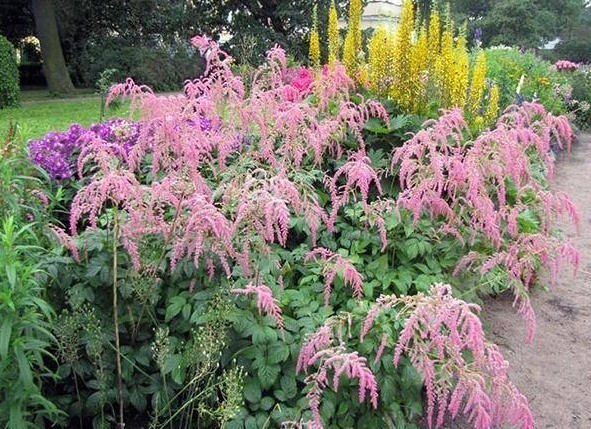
[28,119,141,180]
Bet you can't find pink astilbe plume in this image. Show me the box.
[305,247,364,304]
[297,322,379,429]
[327,150,383,228]
[392,109,467,228]
[169,192,233,273]
[361,284,534,429]
[392,103,580,339]
[302,347,379,429]
[232,283,284,329]
[228,171,323,259]
[457,233,580,342]
[69,169,142,235]
[49,226,80,262]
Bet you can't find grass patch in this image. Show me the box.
[1,96,130,142]
[20,88,96,102]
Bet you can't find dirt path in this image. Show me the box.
[478,134,591,428]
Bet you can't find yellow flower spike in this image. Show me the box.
[309,4,321,68]
[327,0,340,65]
[468,50,487,119]
[450,30,469,108]
[409,27,428,112]
[427,8,441,72]
[391,0,414,110]
[485,83,500,126]
[436,16,454,107]
[343,0,363,75]
[473,115,485,131]
[368,27,395,96]
[357,62,370,89]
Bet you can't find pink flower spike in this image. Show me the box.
[232,283,284,329]
[305,248,364,304]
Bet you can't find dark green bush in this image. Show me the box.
[0,35,20,109]
[555,39,591,64]
[569,68,591,129]
[77,38,204,92]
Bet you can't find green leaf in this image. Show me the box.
[130,386,147,411]
[0,315,13,358]
[274,389,288,402]
[5,263,16,288]
[258,363,280,389]
[267,342,289,364]
[165,296,186,322]
[243,377,262,404]
[405,239,420,260]
[364,117,390,134]
[15,344,33,387]
[260,396,275,411]
[280,375,297,398]
[245,416,258,429]
[162,353,182,375]
[252,325,277,345]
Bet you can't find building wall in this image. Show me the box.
[361,0,403,30]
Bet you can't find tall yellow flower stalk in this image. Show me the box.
[409,27,428,112]
[437,15,455,107]
[343,0,363,75]
[449,30,469,108]
[327,0,340,65]
[368,27,395,96]
[391,0,414,110]
[468,50,487,119]
[427,9,441,73]
[485,83,500,125]
[309,4,321,67]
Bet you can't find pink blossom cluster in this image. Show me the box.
[362,284,534,429]
[63,36,387,272]
[554,60,580,71]
[392,102,580,339]
[305,247,364,304]
[297,321,379,429]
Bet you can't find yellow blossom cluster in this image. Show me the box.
[307,0,502,125]
[309,5,321,68]
[327,0,340,64]
[343,0,363,75]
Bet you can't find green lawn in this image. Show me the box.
[1,92,131,142]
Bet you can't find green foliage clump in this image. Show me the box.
[0,130,64,427]
[555,39,591,64]
[0,35,20,109]
[78,38,203,92]
[569,67,591,129]
[484,47,568,114]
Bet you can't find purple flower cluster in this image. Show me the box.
[29,119,140,180]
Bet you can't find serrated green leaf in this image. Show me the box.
[258,363,280,389]
[267,342,289,364]
[165,296,186,322]
[162,353,181,375]
[243,377,262,404]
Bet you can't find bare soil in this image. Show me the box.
[447,134,591,429]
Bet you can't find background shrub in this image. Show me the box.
[555,39,591,64]
[0,35,20,109]
[485,47,568,114]
[569,67,591,129]
[76,38,204,92]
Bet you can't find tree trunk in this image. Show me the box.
[31,0,75,95]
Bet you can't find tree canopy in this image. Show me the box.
[444,0,587,48]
